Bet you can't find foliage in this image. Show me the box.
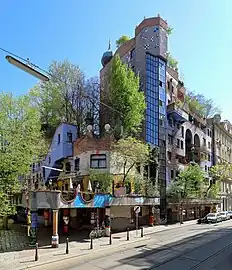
[167,27,173,36]
[207,162,232,198]
[166,52,178,69]
[0,92,44,216]
[133,174,159,197]
[185,91,221,118]
[107,54,146,137]
[89,170,113,193]
[112,137,153,183]
[30,60,100,139]
[167,163,205,202]
[116,36,130,48]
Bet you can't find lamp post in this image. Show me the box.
[5,56,49,81]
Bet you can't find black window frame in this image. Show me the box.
[90,154,107,169]
[75,158,80,171]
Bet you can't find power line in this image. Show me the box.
[0,46,125,118]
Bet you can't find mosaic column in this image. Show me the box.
[51,209,59,248]
[29,210,38,247]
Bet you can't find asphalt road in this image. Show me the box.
[32,220,232,270]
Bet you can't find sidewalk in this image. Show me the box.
[0,219,197,270]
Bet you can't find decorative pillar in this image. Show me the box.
[29,210,38,247]
[52,209,59,248]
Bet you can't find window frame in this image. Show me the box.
[90,154,107,169]
[67,132,73,143]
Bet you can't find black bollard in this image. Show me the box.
[109,230,112,245]
[35,243,38,261]
[141,227,144,238]
[127,228,129,241]
[66,238,69,254]
[90,236,93,249]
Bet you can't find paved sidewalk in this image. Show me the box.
[0,219,197,270]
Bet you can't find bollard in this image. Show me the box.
[66,238,69,254]
[109,231,112,245]
[127,228,129,241]
[141,227,144,238]
[35,243,38,261]
[90,236,93,249]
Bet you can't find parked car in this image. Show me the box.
[219,211,230,221]
[227,211,232,219]
[197,213,222,224]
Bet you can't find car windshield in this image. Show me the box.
[207,213,216,217]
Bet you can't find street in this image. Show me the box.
[28,220,232,270]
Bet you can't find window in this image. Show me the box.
[171,170,174,179]
[67,132,73,143]
[205,165,208,171]
[168,135,173,145]
[48,157,51,164]
[176,123,180,129]
[75,158,80,171]
[65,162,71,173]
[208,154,211,162]
[32,163,35,173]
[90,154,107,169]
[167,81,170,90]
[203,138,206,147]
[177,139,180,148]
[181,140,184,149]
[167,151,171,161]
[181,126,184,138]
[159,81,163,87]
[208,142,211,149]
[58,134,60,144]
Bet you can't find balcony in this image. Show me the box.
[167,102,188,123]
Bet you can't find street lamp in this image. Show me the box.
[5,55,49,81]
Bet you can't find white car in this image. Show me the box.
[206,213,222,223]
[227,211,232,219]
[219,211,230,221]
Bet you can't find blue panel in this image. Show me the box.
[73,193,113,208]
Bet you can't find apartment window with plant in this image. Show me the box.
[90,154,107,169]
[67,132,73,143]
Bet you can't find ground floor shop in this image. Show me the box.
[167,199,220,223]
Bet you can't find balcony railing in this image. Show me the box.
[167,102,188,123]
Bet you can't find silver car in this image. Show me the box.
[219,211,230,221]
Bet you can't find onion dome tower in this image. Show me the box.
[101,40,113,67]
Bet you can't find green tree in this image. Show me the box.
[30,60,100,139]
[207,163,232,198]
[0,92,44,227]
[185,91,221,118]
[89,170,113,193]
[116,35,130,48]
[107,54,146,137]
[112,137,151,183]
[167,163,205,201]
[166,52,178,69]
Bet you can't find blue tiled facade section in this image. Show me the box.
[44,123,78,181]
[145,54,166,146]
[73,193,113,208]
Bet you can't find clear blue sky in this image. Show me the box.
[0,1,231,120]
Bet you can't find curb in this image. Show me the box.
[20,236,151,269]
